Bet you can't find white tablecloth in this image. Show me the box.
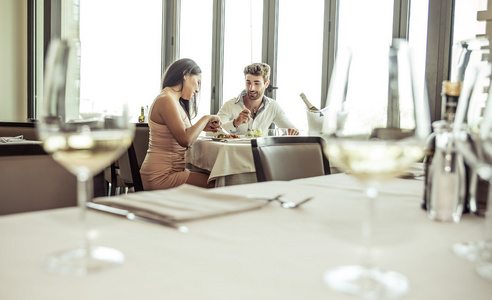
[0,174,490,300]
[186,137,257,185]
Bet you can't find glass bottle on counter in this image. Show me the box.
[138,106,145,123]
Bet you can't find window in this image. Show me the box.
[179,0,214,119]
[24,0,487,130]
[222,0,263,104]
[79,0,162,122]
[449,0,487,81]
[276,0,324,132]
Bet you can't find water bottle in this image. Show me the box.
[428,120,466,222]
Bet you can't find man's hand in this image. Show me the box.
[288,128,299,136]
[234,108,251,126]
[278,128,300,136]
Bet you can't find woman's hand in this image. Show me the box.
[204,115,222,132]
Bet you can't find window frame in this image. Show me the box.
[28,0,461,124]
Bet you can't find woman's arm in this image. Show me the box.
[153,96,221,147]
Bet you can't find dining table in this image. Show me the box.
[0,173,490,300]
[185,136,258,186]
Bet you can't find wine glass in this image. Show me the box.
[321,39,430,298]
[38,39,135,276]
[452,57,491,262]
[453,59,492,281]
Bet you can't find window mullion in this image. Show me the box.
[210,0,225,114]
[162,0,179,74]
[392,0,410,39]
[262,0,279,100]
[321,0,337,109]
[398,0,410,38]
[28,0,37,120]
[425,0,453,122]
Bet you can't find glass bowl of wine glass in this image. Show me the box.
[38,38,135,276]
[321,39,431,298]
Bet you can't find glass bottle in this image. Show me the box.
[441,81,462,122]
[423,80,470,212]
[300,93,321,113]
[301,93,325,136]
[428,120,466,222]
[138,106,145,123]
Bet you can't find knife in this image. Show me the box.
[86,202,189,233]
[218,126,230,136]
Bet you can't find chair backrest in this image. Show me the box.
[116,123,149,191]
[118,143,144,191]
[251,136,331,182]
[0,144,77,215]
[0,122,38,140]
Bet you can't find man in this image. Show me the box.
[218,63,299,135]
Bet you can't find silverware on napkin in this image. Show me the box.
[91,185,266,227]
[87,202,189,232]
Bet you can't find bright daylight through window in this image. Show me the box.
[78,0,487,132]
[79,0,162,122]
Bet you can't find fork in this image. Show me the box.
[254,194,314,209]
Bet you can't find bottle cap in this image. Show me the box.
[441,81,462,97]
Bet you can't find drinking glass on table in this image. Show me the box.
[37,39,135,276]
[453,60,492,281]
[321,39,430,298]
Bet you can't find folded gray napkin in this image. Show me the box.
[0,135,24,143]
[93,184,266,222]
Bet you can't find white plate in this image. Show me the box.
[211,137,252,143]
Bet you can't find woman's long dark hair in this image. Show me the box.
[161,58,201,120]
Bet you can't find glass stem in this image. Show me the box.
[363,185,378,269]
[77,170,92,252]
[485,179,492,242]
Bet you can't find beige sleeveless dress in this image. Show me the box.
[140,106,191,190]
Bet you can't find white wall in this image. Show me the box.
[0,0,27,122]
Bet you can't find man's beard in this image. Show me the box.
[247,89,264,101]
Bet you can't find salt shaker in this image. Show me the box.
[428,120,466,222]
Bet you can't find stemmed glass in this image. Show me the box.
[448,37,491,263]
[453,59,492,281]
[452,59,491,262]
[38,39,135,276]
[321,39,430,298]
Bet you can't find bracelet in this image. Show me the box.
[233,120,238,128]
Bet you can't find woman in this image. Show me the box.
[140,58,221,190]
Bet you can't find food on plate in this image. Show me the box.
[216,133,240,139]
[245,129,264,137]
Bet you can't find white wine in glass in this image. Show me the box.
[38,39,135,276]
[322,39,430,298]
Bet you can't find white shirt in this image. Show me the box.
[218,91,297,135]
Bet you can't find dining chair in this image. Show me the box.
[0,121,38,140]
[106,123,148,194]
[117,142,144,192]
[251,136,331,182]
[0,144,76,215]
[0,144,108,215]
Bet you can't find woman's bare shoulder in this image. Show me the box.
[154,93,179,107]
